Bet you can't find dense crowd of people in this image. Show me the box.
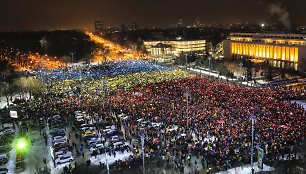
[38,60,171,82]
[109,77,305,170]
[20,60,306,173]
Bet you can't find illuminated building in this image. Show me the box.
[224,33,306,73]
[144,39,206,57]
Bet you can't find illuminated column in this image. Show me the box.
[294,48,298,63]
[247,44,250,57]
[278,46,282,60]
[235,43,238,55]
[286,47,290,61]
[274,46,277,59]
[266,46,269,59]
[252,44,255,57]
[282,47,285,61]
[263,45,265,58]
[290,47,294,62]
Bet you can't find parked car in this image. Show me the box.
[0,146,10,153]
[0,154,9,165]
[1,129,15,135]
[0,168,8,174]
[50,128,65,137]
[89,143,104,154]
[106,130,122,138]
[55,154,74,165]
[53,136,67,142]
[55,150,73,159]
[53,139,67,147]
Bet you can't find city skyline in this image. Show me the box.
[0,0,306,31]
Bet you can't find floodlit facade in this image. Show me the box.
[224,33,306,73]
[144,39,206,57]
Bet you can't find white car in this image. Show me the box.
[90,143,104,154]
[88,138,102,147]
[102,129,112,133]
[53,139,67,147]
[55,151,72,159]
[1,129,15,134]
[53,136,66,142]
[113,141,124,147]
[75,116,84,122]
[80,124,92,128]
[88,137,102,144]
[74,111,82,115]
[55,154,74,165]
[81,127,95,133]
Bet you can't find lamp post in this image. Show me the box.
[208,57,212,76]
[239,62,243,83]
[104,146,109,174]
[184,88,189,130]
[140,133,145,174]
[70,52,74,64]
[15,137,29,163]
[185,53,188,70]
[250,108,256,174]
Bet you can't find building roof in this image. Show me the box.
[152,43,172,48]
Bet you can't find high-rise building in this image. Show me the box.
[193,17,201,28]
[177,18,184,28]
[224,32,306,73]
[132,19,138,30]
[95,20,104,33]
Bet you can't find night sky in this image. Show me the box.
[0,0,305,31]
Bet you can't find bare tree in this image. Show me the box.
[0,82,11,106]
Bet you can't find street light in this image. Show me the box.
[250,108,256,174]
[16,138,27,150]
[104,147,109,174]
[14,137,30,162]
[139,133,145,174]
[208,57,212,75]
[185,53,188,70]
[239,62,243,83]
[184,88,189,130]
[70,52,74,64]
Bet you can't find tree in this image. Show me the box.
[0,82,11,106]
[245,67,252,81]
[27,77,44,98]
[265,67,274,81]
[15,77,44,100]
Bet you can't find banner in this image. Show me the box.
[258,148,264,169]
[10,110,18,118]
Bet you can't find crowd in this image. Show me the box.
[37,60,172,82]
[108,76,305,171]
[44,69,192,97]
[20,60,306,173]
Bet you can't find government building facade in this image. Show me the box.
[224,33,306,74]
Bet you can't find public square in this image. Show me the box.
[1,59,306,174]
[1,1,306,173]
